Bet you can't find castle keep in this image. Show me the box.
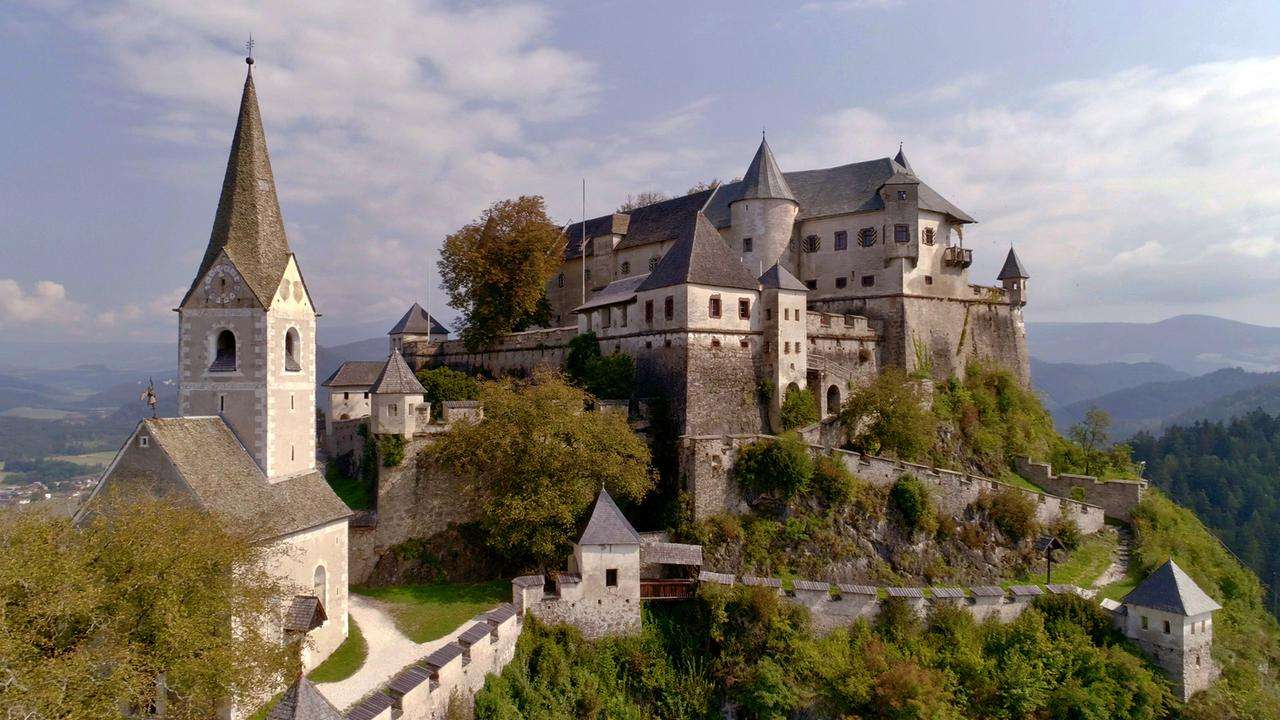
[402,138,1030,436]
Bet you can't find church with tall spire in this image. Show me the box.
[77,57,352,708]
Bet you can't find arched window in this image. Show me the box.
[284,327,301,372]
[312,565,327,614]
[826,385,841,414]
[211,330,236,372]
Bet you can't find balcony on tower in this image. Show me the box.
[943,246,973,268]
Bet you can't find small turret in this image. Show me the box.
[370,350,427,437]
[729,136,800,275]
[997,247,1029,307]
[388,302,448,353]
[1119,559,1221,700]
[881,146,921,263]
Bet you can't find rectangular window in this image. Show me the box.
[805,279,817,290]
[645,299,654,324]
[606,569,618,587]
[708,296,722,318]
[1163,620,1171,634]
[602,308,611,328]
[138,435,149,448]
[894,224,909,243]
[711,338,721,347]
[219,395,225,412]
[363,392,369,399]
[925,275,934,285]
[834,230,848,251]
[836,277,848,289]
[290,394,295,411]
[738,298,750,319]
[740,339,749,348]
[743,237,753,253]
[557,273,564,288]
[784,342,790,354]
[664,339,672,347]
[343,391,350,400]
[765,308,772,321]
[390,404,397,416]
[620,305,628,327]
[784,308,790,320]
[861,275,875,287]
[664,296,674,321]
[1141,616,1149,630]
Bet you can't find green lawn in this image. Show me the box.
[1015,530,1119,587]
[308,617,368,683]
[997,469,1045,493]
[49,450,118,467]
[353,581,509,643]
[324,464,374,511]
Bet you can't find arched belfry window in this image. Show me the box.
[210,330,236,372]
[312,565,327,615]
[284,327,301,372]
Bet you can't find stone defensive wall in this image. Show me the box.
[680,433,1106,535]
[402,326,578,377]
[694,571,1087,634]
[343,604,521,720]
[510,572,644,639]
[1013,456,1146,521]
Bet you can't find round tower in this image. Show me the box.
[729,137,799,275]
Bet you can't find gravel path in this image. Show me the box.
[315,594,469,711]
[1091,526,1132,593]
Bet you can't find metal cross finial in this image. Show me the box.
[762,125,766,140]
[245,34,255,65]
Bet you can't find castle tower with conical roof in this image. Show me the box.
[177,60,318,481]
[728,137,800,276]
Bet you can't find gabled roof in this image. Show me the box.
[388,302,448,336]
[78,417,351,540]
[371,352,427,395]
[579,488,640,546]
[759,263,807,292]
[283,595,326,633]
[564,190,716,260]
[267,676,343,720]
[562,213,632,259]
[635,213,759,292]
[997,247,1030,280]
[574,274,649,313]
[1123,560,1222,616]
[736,138,796,203]
[320,360,384,388]
[183,67,292,308]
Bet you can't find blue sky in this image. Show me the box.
[4,0,1280,343]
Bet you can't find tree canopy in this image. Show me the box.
[0,500,294,719]
[438,196,564,350]
[421,371,654,567]
[562,332,636,400]
[840,367,937,461]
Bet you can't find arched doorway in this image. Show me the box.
[826,384,841,415]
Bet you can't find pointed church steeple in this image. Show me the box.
[182,61,291,308]
[893,142,914,174]
[739,137,796,203]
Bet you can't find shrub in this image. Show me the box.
[1047,512,1082,551]
[842,368,936,461]
[378,434,407,467]
[732,432,814,508]
[888,474,936,537]
[415,366,479,418]
[983,487,1039,542]
[810,454,859,507]
[780,386,819,431]
[563,331,635,399]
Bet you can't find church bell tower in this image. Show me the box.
[176,57,317,481]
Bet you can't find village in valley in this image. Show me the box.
[6,5,1280,720]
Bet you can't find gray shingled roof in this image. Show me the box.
[512,574,544,588]
[930,587,967,599]
[267,676,343,720]
[87,417,351,541]
[422,643,463,670]
[574,274,649,313]
[283,595,326,632]
[836,583,877,596]
[969,586,1005,598]
[371,352,427,395]
[1123,560,1222,616]
[759,263,807,292]
[321,361,384,388]
[579,488,641,545]
[997,247,1029,280]
[635,213,759,292]
[705,157,975,227]
[484,604,517,625]
[698,570,735,585]
[1010,585,1044,597]
[792,579,830,592]
[388,302,448,336]
[641,541,703,566]
[1046,584,1081,595]
[387,665,431,695]
[887,587,925,598]
[562,213,632,259]
[346,692,394,720]
[182,69,293,309]
[893,145,914,174]
[457,622,494,647]
[740,575,782,588]
[736,138,797,203]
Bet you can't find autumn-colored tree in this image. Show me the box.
[0,499,294,719]
[422,371,654,567]
[438,196,564,350]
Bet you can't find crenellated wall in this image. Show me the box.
[680,434,1105,535]
[402,327,579,378]
[344,604,522,720]
[1013,456,1146,521]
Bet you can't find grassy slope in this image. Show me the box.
[1104,491,1280,718]
[324,464,373,511]
[308,617,368,683]
[1015,529,1118,587]
[353,581,508,643]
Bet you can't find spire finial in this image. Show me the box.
[899,139,903,152]
[245,34,255,66]
[762,125,766,140]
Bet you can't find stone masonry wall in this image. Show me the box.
[680,434,1105,535]
[402,327,578,377]
[1014,457,1146,521]
[348,436,478,583]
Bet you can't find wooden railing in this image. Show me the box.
[640,579,697,600]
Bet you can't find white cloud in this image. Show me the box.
[0,279,85,326]
[0,278,177,342]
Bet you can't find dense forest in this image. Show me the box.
[1130,409,1280,619]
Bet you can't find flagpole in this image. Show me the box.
[581,178,587,306]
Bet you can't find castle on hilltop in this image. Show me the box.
[400,137,1030,436]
